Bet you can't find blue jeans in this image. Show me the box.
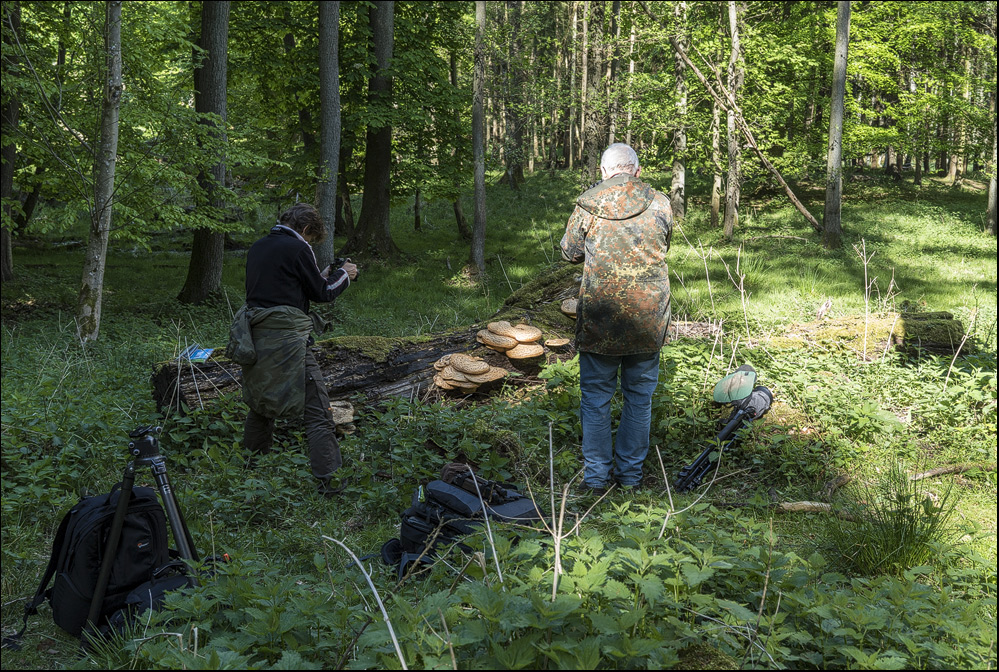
[579,350,661,487]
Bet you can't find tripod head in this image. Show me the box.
[128,426,164,465]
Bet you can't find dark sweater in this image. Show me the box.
[245,226,350,314]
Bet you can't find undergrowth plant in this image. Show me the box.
[1,175,995,670]
[830,462,960,576]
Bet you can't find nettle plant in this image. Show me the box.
[346,507,994,670]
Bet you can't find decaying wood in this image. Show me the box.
[149,263,972,415]
[910,463,996,481]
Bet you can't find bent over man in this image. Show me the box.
[560,143,673,494]
[234,203,358,498]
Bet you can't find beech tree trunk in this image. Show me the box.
[470,0,487,274]
[670,1,688,222]
[823,0,850,249]
[178,0,230,305]
[315,0,341,269]
[722,1,743,240]
[0,1,20,283]
[76,1,122,342]
[344,0,397,256]
[989,107,997,236]
[710,96,722,228]
[451,51,471,240]
[583,1,603,184]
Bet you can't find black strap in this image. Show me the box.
[2,507,74,650]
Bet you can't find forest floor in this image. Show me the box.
[1,170,996,669]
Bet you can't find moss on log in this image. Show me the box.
[772,311,967,357]
[150,264,970,414]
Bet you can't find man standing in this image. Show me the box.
[560,143,673,494]
[233,203,358,498]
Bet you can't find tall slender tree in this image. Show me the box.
[823,0,851,249]
[76,0,122,341]
[178,0,230,304]
[345,0,397,256]
[670,0,688,222]
[315,0,341,269]
[470,0,487,275]
[0,1,21,282]
[722,0,744,239]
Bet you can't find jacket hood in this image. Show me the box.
[576,174,654,220]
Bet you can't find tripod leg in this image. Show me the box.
[149,457,199,562]
[84,463,136,641]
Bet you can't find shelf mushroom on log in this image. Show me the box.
[151,263,970,415]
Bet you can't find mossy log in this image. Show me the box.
[772,311,967,357]
[150,264,968,413]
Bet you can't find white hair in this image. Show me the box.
[600,143,640,175]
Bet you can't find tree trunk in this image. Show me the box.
[344,0,397,257]
[823,0,850,250]
[722,0,743,240]
[76,1,122,342]
[449,50,471,241]
[0,0,21,283]
[989,95,997,236]
[711,96,722,228]
[625,22,635,146]
[583,1,603,184]
[580,1,588,172]
[568,1,577,169]
[607,0,621,145]
[638,0,823,234]
[315,0,341,269]
[178,0,230,305]
[470,0,487,274]
[670,1,688,222]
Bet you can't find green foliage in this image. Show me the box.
[1,172,996,670]
[830,463,961,576]
[347,508,994,671]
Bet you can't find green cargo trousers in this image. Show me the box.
[243,350,342,481]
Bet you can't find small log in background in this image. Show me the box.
[151,264,970,415]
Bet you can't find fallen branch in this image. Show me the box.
[910,463,996,482]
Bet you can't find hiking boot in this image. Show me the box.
[318,479,346,499]
[576,482,609,497]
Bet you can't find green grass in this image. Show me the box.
[1,171,996,669]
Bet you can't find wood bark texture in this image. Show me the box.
[315,0,341,268]
[76,0,122,342]
[178,0,230,305]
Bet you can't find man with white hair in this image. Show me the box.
[560,143,673,494]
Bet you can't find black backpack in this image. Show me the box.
[6,484,173,646]
[381,465,545,578]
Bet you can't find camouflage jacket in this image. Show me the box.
[239,305,313,419]
[560,173,673,355]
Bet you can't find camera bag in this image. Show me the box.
[7,484,172,646]
[381,467,544,579]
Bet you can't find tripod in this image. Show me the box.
[674,386,773,493]
[85,426,199,635]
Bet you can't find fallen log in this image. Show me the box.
[150,263,972,414]
[910,463,996,481]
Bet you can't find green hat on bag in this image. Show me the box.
[713,364,757,404]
